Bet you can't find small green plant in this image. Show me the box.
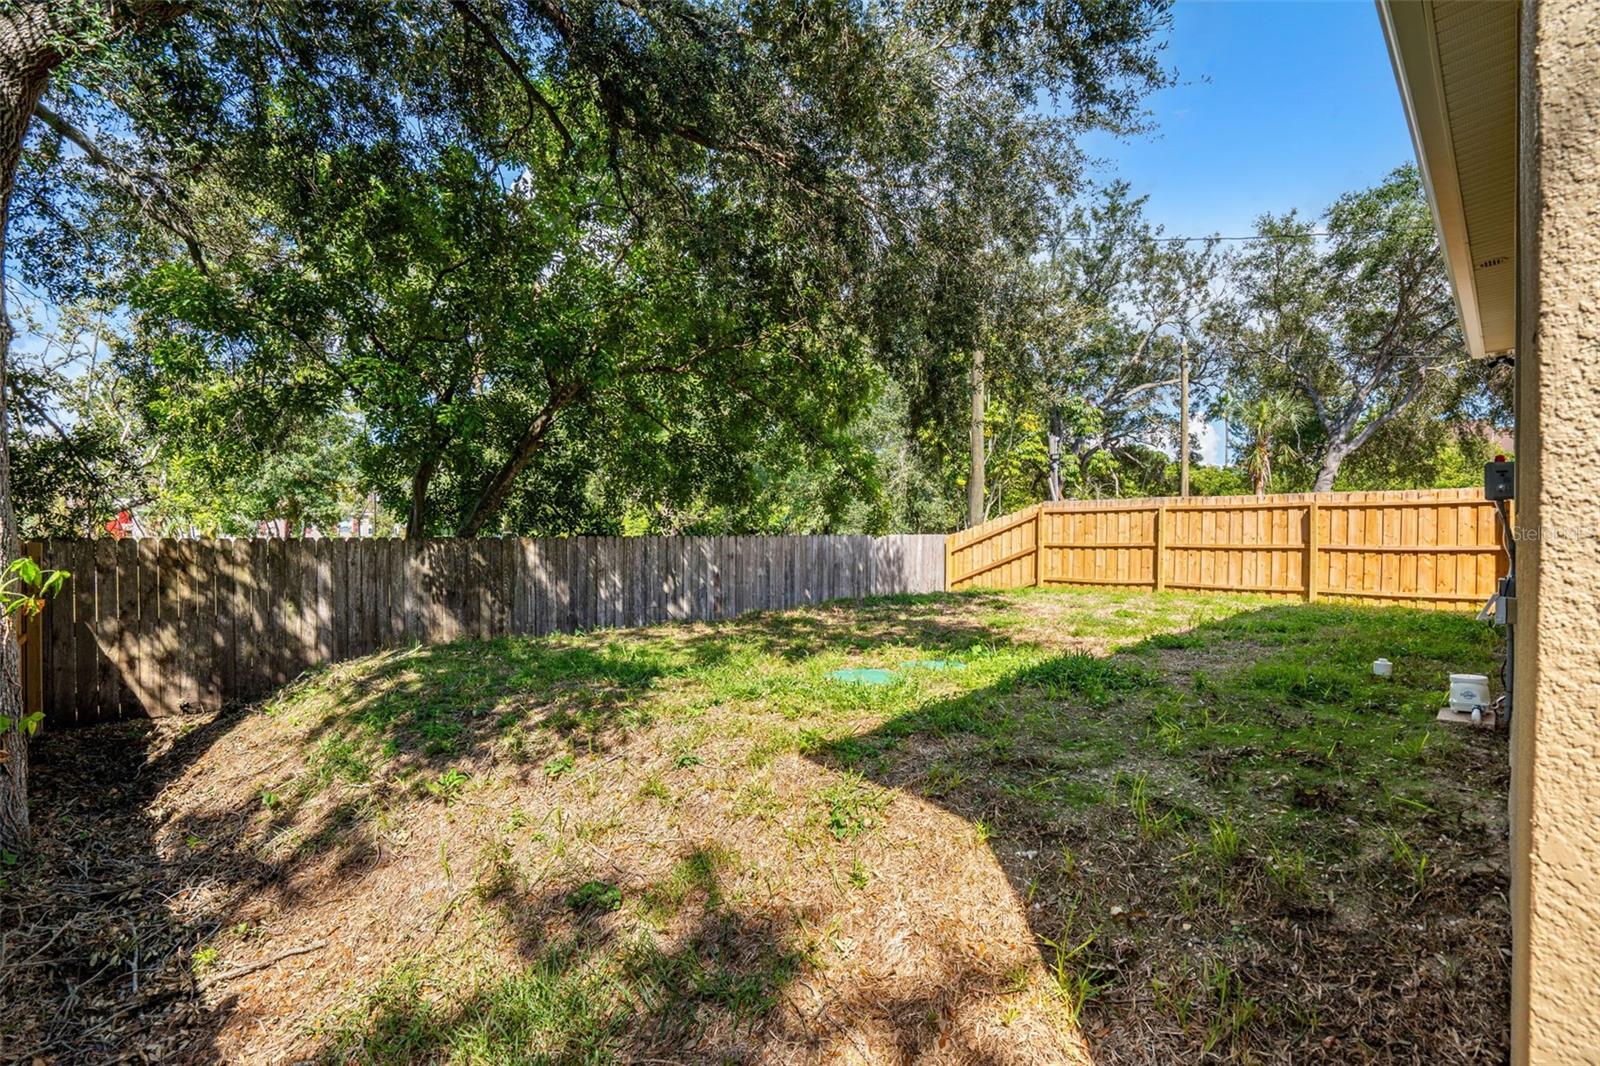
[637,773,672,803]
[1385,827,1429,891]
[192,945,219,974]
[1147,702,1189,755]
[673,751,704,769]
[259,789,281,810]
[1175,876,1203,917]
[1398,730,1431,761]
[473,840,517,902]
[1023,653,1153,707]
[847,856,870,889]
[311,737,372,785]
[1265,843,1310,897]
[818,776,885,841]
[426,768,470,804]
[1200,960,1262,1054]
[1120,771,1176,839]
[1206,814,1243,865]
[545,753,576,779]
[567,879,623,913]
[1151,964,1198,1027]
[0,557,69,740]
[1039,927,1102,1026]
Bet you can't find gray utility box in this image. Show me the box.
[1484,460,1515,501]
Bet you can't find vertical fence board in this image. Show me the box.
[69,542,99,723]
[90,540,118,719]
[952,490,1501,608]
[26,517,1442,726]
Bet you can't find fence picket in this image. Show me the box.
[949,489,1502,610]
[23,533,942,723]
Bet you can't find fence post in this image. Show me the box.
[1033,504,1044,588]
[1305,499,1320,602]
[1154,504,1167,592]
[944,531,955,592]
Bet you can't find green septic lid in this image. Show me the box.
[829,667,898,686]
[906,659,966,671]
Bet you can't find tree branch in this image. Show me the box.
[454,376,587,537]
[31,100,208,271]
[450,0,574,155]
[1343,374,1430,455]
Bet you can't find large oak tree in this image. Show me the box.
[1,0,1173,845]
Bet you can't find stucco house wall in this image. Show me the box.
[1511,0,1600,1060]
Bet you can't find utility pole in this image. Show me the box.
[1179,336,1190,497]
[1218,388,1230,469]
[968,348,986,526]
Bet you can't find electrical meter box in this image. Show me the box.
[1484,460,1515,501]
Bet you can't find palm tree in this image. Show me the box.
[1233,393,1308,495]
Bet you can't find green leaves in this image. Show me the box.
[20,0,1177,536]
[1,559,70,621]
[1214,164,1471,491]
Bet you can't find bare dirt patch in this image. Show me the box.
[0,589,1509,1063]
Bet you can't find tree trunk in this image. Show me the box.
[1312,449,1345,493]
[1,3,186,848]
[407,452,441,539]
[0,4,66,851]
[1046,406,1063,502]
[967,348,985,527]
[455,383,581,538]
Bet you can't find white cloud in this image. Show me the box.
[1196,417,1226,466]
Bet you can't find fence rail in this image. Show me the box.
[947,488,1508,609]
[24,534,945,725]
[18,488,1509,727]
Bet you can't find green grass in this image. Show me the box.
[324,950,625,1064]
[256,586,1505,1062]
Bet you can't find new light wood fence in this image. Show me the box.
[947,488,1508,609]
[19,490,1509,727]
[25,534,945,725]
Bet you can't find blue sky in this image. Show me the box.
[1080,0,1415,240]
[16,1,1418,466]
[1078,0,1417,461]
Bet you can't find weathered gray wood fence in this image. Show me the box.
[28,534,946,725]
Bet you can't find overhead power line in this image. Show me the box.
[1055,231,1334,244]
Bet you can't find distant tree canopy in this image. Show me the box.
[8,6,1511,544]
[11,0,1174,537]
[962,165,1509,511]
[1210,165,1478,492]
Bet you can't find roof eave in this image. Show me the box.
[1376,0,1490,360]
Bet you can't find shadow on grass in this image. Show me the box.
[329,859,811,1062]
[0,708,254,1063]
[310,598,1508,1062]
[326,833,1033,1064]
[0,591,1021,1063]
[806,602,1510,1063]
[3,595,1511,1063]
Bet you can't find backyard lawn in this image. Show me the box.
[1,588,1509,1064]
